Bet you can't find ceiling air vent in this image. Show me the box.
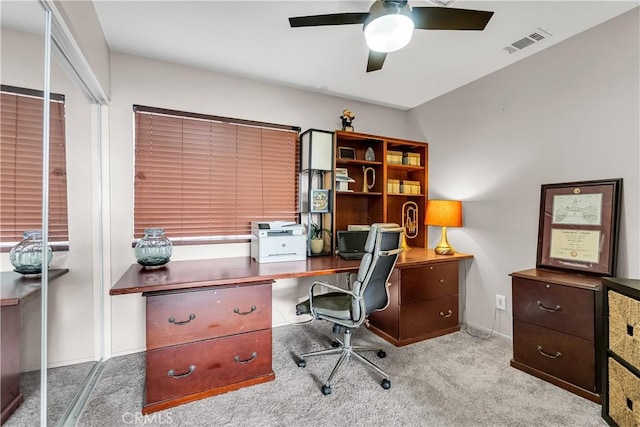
[503,28,552,54]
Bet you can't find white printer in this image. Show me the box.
[250,221,306,263]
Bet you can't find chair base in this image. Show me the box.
[297,328,391,394]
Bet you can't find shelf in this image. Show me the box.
[387,164,424,171]
[387,193,425,197]
[336,159,382,167]
[336,191,382,196]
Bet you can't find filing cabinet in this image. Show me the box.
[368,260,460,346]
[602,278,640,427]
[510,268,602,403]
[142,281,274,414]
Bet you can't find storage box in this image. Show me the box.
[402,152,421,166]
[609,290,640,369]
[608,357,640,427]
[387,150,403,165]
[401,180,421,195]
[387,179,400,194]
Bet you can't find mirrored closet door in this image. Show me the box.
[1,1,106,425]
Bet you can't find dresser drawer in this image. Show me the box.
[513,319,595,392]
[146,328,272,404]
[400,262,458,304]
[146,283,272,350]
[399,295,458,340]
[512,277,594,341]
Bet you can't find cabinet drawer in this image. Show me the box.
[512,277,594,341]
[513,319,595,392]
[146,329,272,404]
[400,262,458,304]
[146,283,272,350]
[399,295,458,340]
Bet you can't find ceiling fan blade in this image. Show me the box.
[367,51,387,73]
[411,7,494,30]
[289,12,369,28]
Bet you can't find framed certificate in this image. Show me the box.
[537,178,622,276]
[310,189,330,213]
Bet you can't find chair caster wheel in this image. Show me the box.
[297,359,306,368]
[377,350,386,358]
[381,379,391,389]
[331,340,340,348]
[321,385,332,395]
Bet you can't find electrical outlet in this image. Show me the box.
[496,294,506,311]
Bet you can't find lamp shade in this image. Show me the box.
[425,200,462,227]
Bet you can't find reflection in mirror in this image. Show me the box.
[1,1,103,425]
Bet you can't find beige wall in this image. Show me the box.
[409,7,640,337]
[106,52,424,356]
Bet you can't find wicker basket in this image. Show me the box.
[609,290,640,370]
[608,358,640,427]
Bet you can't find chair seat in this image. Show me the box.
[296,292,352,320]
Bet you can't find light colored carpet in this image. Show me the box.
[4,361,96,427]
[76,322,606,427]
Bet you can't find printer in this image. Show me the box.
[250,221,306,263]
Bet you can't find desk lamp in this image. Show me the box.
[426,200,462,255]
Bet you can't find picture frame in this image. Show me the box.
[310,189,331,213]
[338,146,356,160]
[536,178,622,276]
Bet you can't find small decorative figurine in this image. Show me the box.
[340,109,355,132]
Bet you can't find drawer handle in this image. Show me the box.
[536,345,562,359]
[536,301,561,313]
[167,364,195,379]
[168,314,196,325]
[234,352,257,364]
[234,306,257,316]
[439,310,453,318]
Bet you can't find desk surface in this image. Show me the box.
[1,269,69,306]
[110,249,472,296]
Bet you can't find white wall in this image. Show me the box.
[107,52,425,356]
[0,28,99,370]
[408,8,640,337]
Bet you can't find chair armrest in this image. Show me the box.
[308,280,358,307]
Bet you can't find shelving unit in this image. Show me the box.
[299,129,334,256]
[333,130,428,250]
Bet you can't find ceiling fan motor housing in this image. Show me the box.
[364,0,415,53]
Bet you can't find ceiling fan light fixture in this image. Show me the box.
[364,2,414,53]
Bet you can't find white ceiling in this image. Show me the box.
[3,1,638,110]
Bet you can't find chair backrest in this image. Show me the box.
[350,223,403,324]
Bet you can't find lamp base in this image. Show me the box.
[434,226,455,255]
[434,245,455,255]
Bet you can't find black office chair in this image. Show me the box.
[295,223,403,395]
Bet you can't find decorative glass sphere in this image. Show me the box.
[135,228,173,267]
[10,230,53,274]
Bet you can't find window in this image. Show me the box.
[0,85,68,249]
[133,106,300,243]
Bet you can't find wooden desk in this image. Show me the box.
[111,250,472,413]
[1,269,69,425]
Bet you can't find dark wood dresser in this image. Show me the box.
[510,268,602,403]
[141,280,275,414]
[368,259,461,346]
[602,277,640,427]
[1,269,68,424]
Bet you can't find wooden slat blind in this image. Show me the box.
[134,108,299,242]
[0,88,68,246]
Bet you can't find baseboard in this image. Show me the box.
[462,320,512,342]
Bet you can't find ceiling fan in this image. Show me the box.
[289,0,494,72]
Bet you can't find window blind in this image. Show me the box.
[134,106,300,243]
[0,87,68,246]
